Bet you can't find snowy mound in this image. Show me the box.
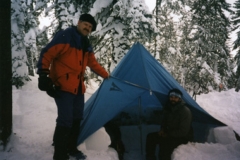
[78,127,119,160]
[172,126,240,160]
[82,127,111,151]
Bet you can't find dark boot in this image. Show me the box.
[146,156,156,160]
[146,132,159,160]
[53,126,70,160]
[67,119,80,152]
[67,119,86,159]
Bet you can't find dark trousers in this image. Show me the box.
[54,90,84,128]
[53,90,84,160]
[146,132,188,160]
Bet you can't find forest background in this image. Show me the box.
[11,0,240,97]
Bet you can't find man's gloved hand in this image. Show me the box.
[46,86,60,98]
[38,74,60,98]
[38,74,53,91]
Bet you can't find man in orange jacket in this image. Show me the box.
[37,14,109,160]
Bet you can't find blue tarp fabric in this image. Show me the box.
[78,42,224,144]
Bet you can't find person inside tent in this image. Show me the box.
[37,14,109,160]
[145,88,193,160]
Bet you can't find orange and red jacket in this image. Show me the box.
[37,26,108,94]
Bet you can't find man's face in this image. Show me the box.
[169,96,181,105]
[77,21,93,36]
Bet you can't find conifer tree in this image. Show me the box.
[11,0,31,87]
[91,0,158,74]
[186,0,234,94]
[24,0,42,76]
[11,0,50,87]
[232,0,240,84]
[171,1,194,92]
[153,0,162,55]
[78,0,96,13]
[11,0,236,94]
[178,13,196,94]
[152,0,192,89]
[152,2,182,78]
[53,0,78,31]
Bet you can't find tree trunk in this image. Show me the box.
[154,0,161,56]
[26,47,35,76]
[0,0,12,148]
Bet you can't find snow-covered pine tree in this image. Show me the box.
[151,0,203,94]
[232,0,240,85]
[53,0,79,31]
[90,0,158,75]
[152,2,182,81]
[36,0,81,42]
[36,31,48,59]
[186,0,234,94]
[78,0,96,14]
[11,0,52,87]
[11,0,31,88]
[149,0,161,57]
[176,20,196,96]
[168,1,194,93]
[23,0,43,76]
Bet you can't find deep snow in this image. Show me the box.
[0,76,240,160]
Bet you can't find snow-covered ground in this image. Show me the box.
[0,76,240,160]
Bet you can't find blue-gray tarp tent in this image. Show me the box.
[78,42,224,144]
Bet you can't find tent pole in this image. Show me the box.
[138,97,143,157]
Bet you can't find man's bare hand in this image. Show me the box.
[158,130,167,137]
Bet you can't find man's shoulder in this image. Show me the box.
[65,26,77,32]
[62,27,76,35]
[181,103,192,116]
[182,102,188,107]
[55,26,76,36]
[52,27,78,43]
